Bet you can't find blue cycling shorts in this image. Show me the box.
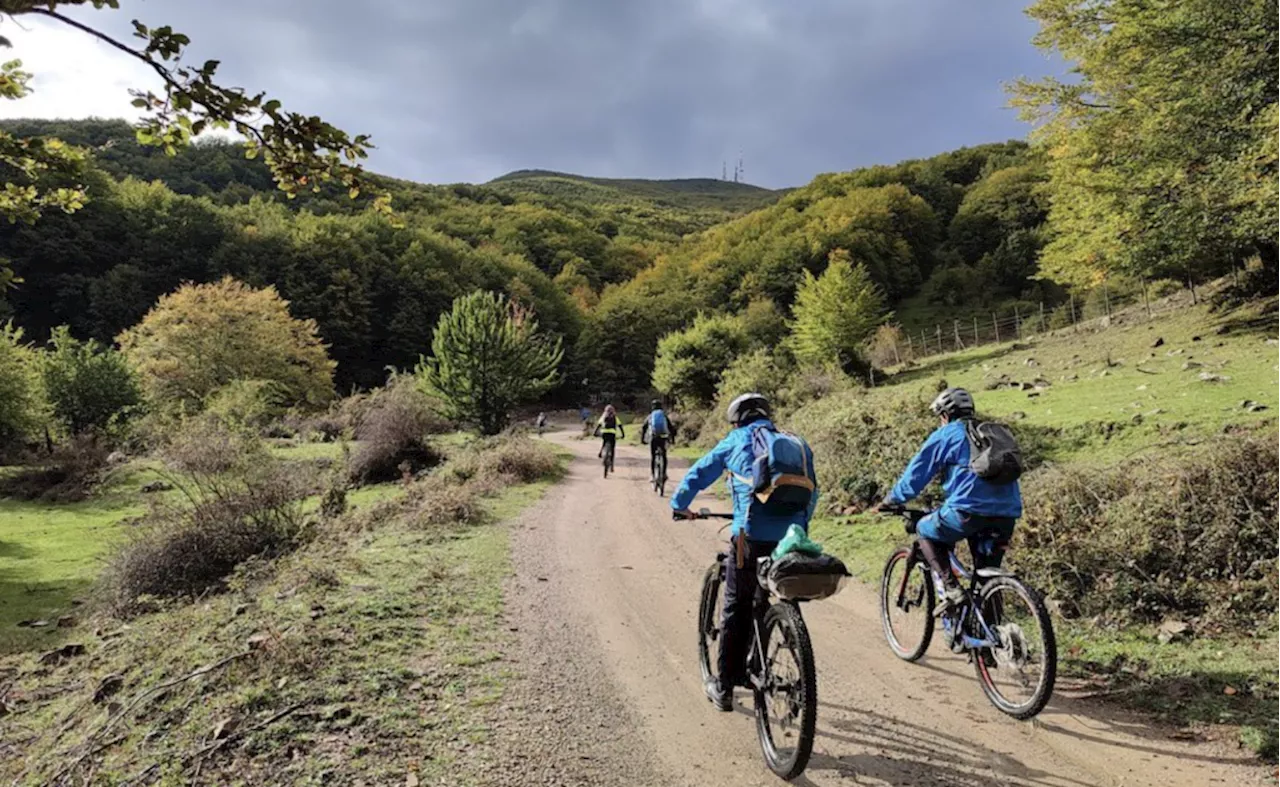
[917,507,1016,546]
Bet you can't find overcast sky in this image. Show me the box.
[1,0,1059,189]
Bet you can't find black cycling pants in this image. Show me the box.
[719,537,778,689]
[648,436,667,477]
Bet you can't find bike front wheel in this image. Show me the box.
[880,547,935,661]
[656,452,667,497]
[697,562,722,687]
[972,575,1057,719]
[754,602,817,781]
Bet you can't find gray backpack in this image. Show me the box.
[964,420,1023,484]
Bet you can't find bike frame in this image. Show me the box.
[897,540,1003,652]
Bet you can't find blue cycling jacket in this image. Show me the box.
[886,420,1022,519]
[671,419,819,542]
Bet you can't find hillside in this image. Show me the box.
[489,169,782,212]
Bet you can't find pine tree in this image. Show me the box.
[418,291,563,435]
[789,249,887,371]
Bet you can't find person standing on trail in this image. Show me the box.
[593,404,624,458]
[671,393,819,712]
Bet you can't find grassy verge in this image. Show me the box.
[0,447,561,785]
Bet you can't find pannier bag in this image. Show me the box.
[761,552,851,602]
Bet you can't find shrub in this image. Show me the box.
[790,249,888,372]
[443,436,560,486]
[102,422,310,612]
[117,277,335,412]
[405,482,486,527]
[652,312,749,406]
[40,326,141,437]
[1018,432,1278,630]
[1147,278,1184,299]
[203,379,287,432]
[348,377,447,483]
[865,324,913,368]
[0,434,110,502]
[0,321,46,451]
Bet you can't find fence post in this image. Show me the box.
[953,319,963,350]
[1142,278,1152,318]
[936,324,943,352]
[920,330,928,355]
[992,312,1000,343]
[1039,301,1046,333]
[1014,305,1022,339]
[1103,281,1111,317]
[906,335,914,358]
[973,316,979,346]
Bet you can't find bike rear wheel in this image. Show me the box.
[972,575,1057,719]
[697,562,723,687]
[655,451,668,496]
[880,547,935,661]
[603,444,613,478]
[754,602,816,781]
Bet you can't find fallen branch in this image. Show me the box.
[184,701,308,776]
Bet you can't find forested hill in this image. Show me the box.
[489,169,782,212]
[0,119,1057,398]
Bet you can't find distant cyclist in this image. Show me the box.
[672,393,818,711]
[594,404,624,458]
[877,388,1023,612]
[640,399,673,481]
[536,412,548,434]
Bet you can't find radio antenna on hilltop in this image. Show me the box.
[722,160,727,181]
[737,151,745,184]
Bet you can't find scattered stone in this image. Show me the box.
[140,480,173,494]
[93,674,124,704]
[1266,338,1278,346]
[1198,372,1231,383]
[1131,413,1144,425]
[1241,400,1268,413]
[56,615,76,629]
[233,603,249,617]
[1033,378,1052,389]
[1150,337,1164,348]
[247,633,272,651]
[106,450,128,465]
[17,619,50,629]
[38,643,86,665]
[1191,335,1202,342]
[1062,374,1078,382]
[1007,412,1027,421]
[1181,361,1202,370]
[1019,381,1035,391]
[1024,358,1038,367]
[406,774,420,787]
[212,717,239,740]
[310,603,326,620]
[1215,325,1231,335]
[1026,391,1041,398]
[1147,408,1166,416]
[1157,619,1192,644]
[1167,348,1185,356]
[1099,369,1111,377]
[1135,384,1148,391]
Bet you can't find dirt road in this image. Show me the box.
[496,432,1265,786]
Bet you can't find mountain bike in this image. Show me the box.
[685,509,817,780]
[602,439,615,478]
[650,438,668,497]
[877,505,1056,719]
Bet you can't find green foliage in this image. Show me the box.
[40,325,140,436]
[0,320,45,448]
[651,312,749,406]
[1013,0,1278,287]
[117,277,335,411]
[789,250,887,372]
[202,379,286,432]
[490,169,781,213]
[418,291,563,436]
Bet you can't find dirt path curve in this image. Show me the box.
[497,430,1265,786]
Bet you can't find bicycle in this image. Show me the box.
[649,438,668,497]
[601,439,615,478]
[877,505,1056,719]
[685,509,817,780]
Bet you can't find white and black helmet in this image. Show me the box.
[930,387,975,418]
[726,392,770,426]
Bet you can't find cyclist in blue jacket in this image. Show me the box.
[640,400,673,481]
[672,393,819,712]
[879,387,1022,611]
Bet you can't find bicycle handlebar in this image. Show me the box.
[672,509,733,521]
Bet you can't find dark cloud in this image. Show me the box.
[65,0,1058,188]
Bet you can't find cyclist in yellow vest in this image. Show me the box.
[594,404,625,458]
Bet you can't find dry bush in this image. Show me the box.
[1018,432,1279,630]
[101,422,310,613]
[348,378,448,483]
[405,481,486,527]
[865,324,914,369]
[442,436,560,486]
[0,435,111,502]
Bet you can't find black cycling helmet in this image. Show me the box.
[651,399,662,410]
[930,387,975,419]
[726,392,770,426]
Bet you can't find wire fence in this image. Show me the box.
[887,283,1200,365]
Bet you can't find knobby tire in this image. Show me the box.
[755,603,816,780]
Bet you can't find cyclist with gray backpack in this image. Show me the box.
[877,387,1023,613]
[672,393,819,711]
